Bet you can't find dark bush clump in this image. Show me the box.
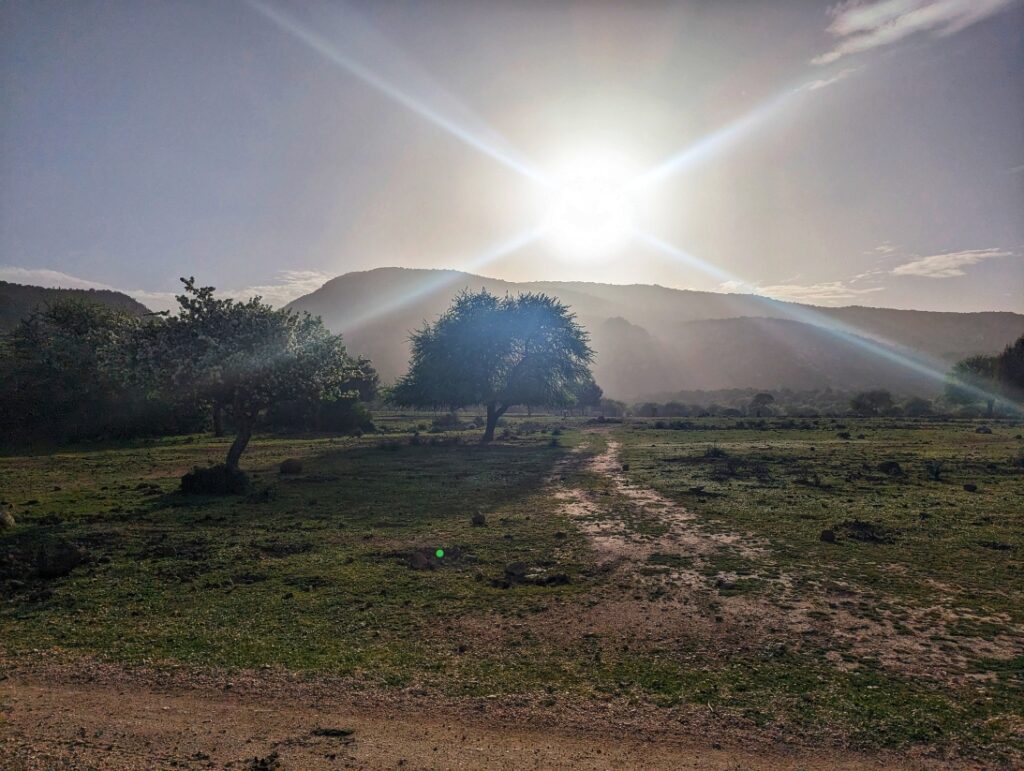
[877,460,903,476]
[279,458,303,475]
[180,464,250,495]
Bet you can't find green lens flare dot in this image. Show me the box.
[435,549,445,559]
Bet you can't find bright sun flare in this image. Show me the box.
[542,153,635,260]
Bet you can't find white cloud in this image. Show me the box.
[891,248,1016,278]
[813,0,1018,65]
[0,265,333,313]
[756,281,885,305]
[0,266,112,291]
[717,280,749,293]
[801,66,863,91]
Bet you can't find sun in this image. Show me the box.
[541,152,635,261]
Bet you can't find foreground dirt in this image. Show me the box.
[1,656,913,770]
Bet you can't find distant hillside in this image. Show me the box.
[0,281,151,331]
[289,268,1024,399]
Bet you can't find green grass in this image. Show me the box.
[2,415,1023,761]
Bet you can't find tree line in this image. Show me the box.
[0,281,597,487]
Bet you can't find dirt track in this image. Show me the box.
[0,661,906,770]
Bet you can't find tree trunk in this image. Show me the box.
[212,403,225,437]
[225,419,253,470]
[986,399,994,418]
[482,403,506,443]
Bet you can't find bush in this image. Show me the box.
[431,412,462,430]
[180,464,250,495]
[279,458,303,475]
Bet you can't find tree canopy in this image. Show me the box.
[393,289,594,441]
[133,278,369,469]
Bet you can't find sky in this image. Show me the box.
[1,0,1022,313]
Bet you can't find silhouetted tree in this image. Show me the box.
[133,278,367,470]
[749,392,775,417]
[393,290,593,442]
[850,389,892,417]
[945,354,998,417]
[573,375,603,415]
[0,300,187,439]
[994,335,1024,404]
[902,396,933,417]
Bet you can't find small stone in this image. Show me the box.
[820,529,836,543]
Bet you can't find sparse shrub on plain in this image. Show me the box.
[923,460,945,481]
[180,464,250,495]
[279,458,303,475]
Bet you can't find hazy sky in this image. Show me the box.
[2,0,1022,312]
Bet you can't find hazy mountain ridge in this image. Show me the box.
[0,281,151,332]
[288,268,1024,399]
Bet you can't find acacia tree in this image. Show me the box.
[393,290,594,442]
[749,392,775,417]
[134,278,368,470]
[0,301,142,438]
[945,354,998,417]
[994,336,1024,405]
[850,389,893,417]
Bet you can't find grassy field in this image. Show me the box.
[2,415,1023,763]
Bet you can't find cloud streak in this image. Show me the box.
[814,0,1018,65]
[753,281,885,304]
[891,248,1016,278]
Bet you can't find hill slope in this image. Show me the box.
[288,268,1024,399]
[0,281,151,331]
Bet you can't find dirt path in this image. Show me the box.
[0,657,904,770]
[551,436,1024,683]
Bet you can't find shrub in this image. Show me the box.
[431,412,462,430]
[279,458,303,475]
[180,464,251,495]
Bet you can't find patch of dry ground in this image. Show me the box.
[0,655,911,770]
[540,436,1024,683]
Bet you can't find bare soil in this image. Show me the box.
[0,655,913,770]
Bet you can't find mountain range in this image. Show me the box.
[0,281,151,332]
[288,268,1024,400]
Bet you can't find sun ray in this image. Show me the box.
[337,228,543,334]
[246,0,550,186]
[634,229,1004,404]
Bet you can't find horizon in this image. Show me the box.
[2,1,1023,314]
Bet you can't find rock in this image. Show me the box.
[34,541,86,579]
[504,562,528,583]
[963,483,978,492]
[975,426,993,434]
[408,551,434,571]
[471,512,486,527]
[279,458,303,475]
[820,529,836,543]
